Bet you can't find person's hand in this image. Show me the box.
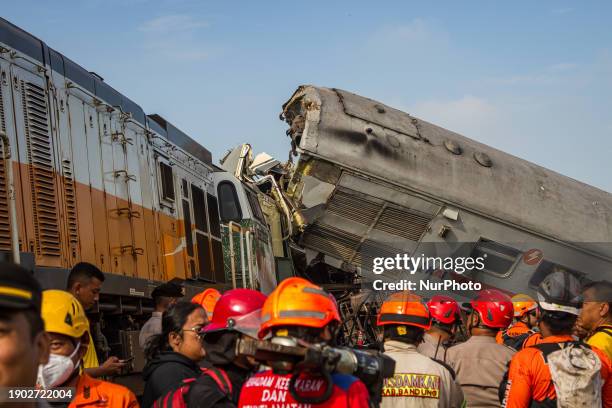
[100,356,127,376]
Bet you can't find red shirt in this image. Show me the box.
[238,370,370,408]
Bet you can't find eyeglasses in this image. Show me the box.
[181,326,205,340]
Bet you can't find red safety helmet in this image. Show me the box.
[204,288,267,333]
[427,295,461,325]
[468,289,514,329]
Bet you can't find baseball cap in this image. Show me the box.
[0,262,42,312]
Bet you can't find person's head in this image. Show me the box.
[202,288,266,369]
[145,301,207,362]
[511,294,540,328]
[427,295,462,340]
[192,288,221,320]
[580,281,612,332]
[0,263,49,387]
[466,289,513,336]
[536,270,583,337]
[151,282,184,313]
[258,277,340,344]
[66,262,105,310]
[39,290,90,388]
[377,291,431,346]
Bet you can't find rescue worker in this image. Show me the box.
[0,262,50,407]
[142,301,207,407]
[580,280,612,360]
[38,290,138,407]
[495,294,539,350]
[418,295,462,363]
[238,277,370,408]
[139,282,184,348]
[502,271,612,407]
[446,289,515,408]
[378,291,465,408]
[66,262,126,377]
[191,287,222,320]
[186,289,267,407]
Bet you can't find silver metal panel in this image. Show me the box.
[284,86,612,253]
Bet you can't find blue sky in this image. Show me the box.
[3,1,611,192]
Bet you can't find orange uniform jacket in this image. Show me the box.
[503,334,612,408]
[68,374,139,408]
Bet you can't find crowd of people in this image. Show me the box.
[1,260,611,408]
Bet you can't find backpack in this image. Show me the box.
[153,367,233,408]
[532,341,603,408]
[500,330,535,351]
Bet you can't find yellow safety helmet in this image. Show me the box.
[41,290,90,339]
[511,293,538,318]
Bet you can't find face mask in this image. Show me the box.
[37,342,81,389]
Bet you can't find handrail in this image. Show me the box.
[245,230,253,288]
[227,221,242,289]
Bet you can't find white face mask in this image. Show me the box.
[37,342,81,389]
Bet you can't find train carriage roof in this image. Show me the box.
[282,86,612,253]
[0,17,211,166]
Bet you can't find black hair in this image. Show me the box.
[383,325,425,345]
[541,311,577,335]
[67,262,105,290]
[0,308,44,340]
[145,301,201,360]
[583,281,612,313]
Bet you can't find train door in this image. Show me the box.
[0,57,24,257]
[109,113,134,275]
[99,111,123,274]
[9,61,63,267]
[179,174,197,279]
[123,121,148,277]
[214,173,276,293]
[155,154,183,280]
[137,131,161,281]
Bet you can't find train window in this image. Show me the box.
[529,260,587,289]
[207,193,221,238]
[470,239,520,277]
[217,181,242,222]
[246,190,266,223]
[159,162,175,201]
[191,184,208,233]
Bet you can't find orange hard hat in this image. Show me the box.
[191,288,222,318]
[258,277,340,338]
[511,294,538,318]
[377,291,431,330]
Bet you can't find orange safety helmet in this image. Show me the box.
[511,293,538,318]
[258,277,340,338]
[192,288,222,318]
[377,291,431,330]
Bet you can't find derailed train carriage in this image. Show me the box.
[0,17,286,377]
[251,85,612,345]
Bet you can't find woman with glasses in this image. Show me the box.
[142,301,208,407]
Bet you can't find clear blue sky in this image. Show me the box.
[3,1,611,192]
